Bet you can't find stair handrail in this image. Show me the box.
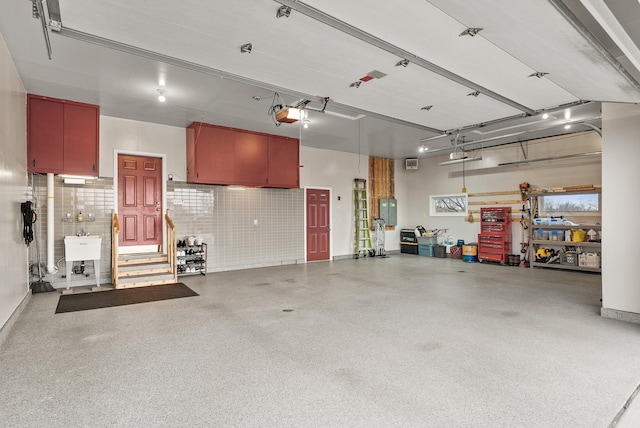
[165,209,178,282]
[111,212,120,287]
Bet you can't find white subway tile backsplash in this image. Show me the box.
[29,176,305,288]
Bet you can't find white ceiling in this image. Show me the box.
[1,0,639,159]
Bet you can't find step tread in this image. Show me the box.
[117,267,173,277]
[118,253,169,266]
[115,278,177,289]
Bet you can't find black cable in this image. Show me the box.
[21,201,36,246]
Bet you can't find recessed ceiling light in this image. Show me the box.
[467,91,480,97]
[419,145,428,153]
[528,71,549,78]
[157,89,166,102]
[349,81,362,88]
[542,113,549,119]
[240,43,252,53]
[564,124,571,129]
[395,59,409,67]
[420,105,433,111]
[252,95,261,101]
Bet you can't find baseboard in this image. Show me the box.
[601,307,640,325]
[0,291,31,348]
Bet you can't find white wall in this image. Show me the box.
[601,103,640,316]
[0,33,28,329]
[397,132,602,249]
[100,118,381,259]
[300,146,372,258]
[99,116,186,179]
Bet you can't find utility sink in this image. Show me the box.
[64,235,102,261]
[64,235,102,291]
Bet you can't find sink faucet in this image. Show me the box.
[77,228,89,237]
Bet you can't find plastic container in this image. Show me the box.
[450,246,462,258]
[417,236,437,246]
[462,244,478,262]
[561,251,577,266]
[418,244,434,257]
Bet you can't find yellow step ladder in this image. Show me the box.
[354,178,374,258]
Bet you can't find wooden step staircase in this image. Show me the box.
[111,211,178,289]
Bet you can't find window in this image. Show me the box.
[541,193,599,213]
[430,193,468,216]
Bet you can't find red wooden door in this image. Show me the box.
[306,188,330,261]
[118,154,163,247]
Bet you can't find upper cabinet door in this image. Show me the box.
[185,122,299,188]
[267,136,299,188]
[63,103,99,176]
[27,94,100,175]
[193,125,236,185]
[28,96,64,173]
[235,132,267,186]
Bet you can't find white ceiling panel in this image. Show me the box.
[427,0,640,103]
[302,0,579,110]
[57,0,523,130]
[2,0,628,159]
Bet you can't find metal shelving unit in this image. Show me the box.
[177,243,207,276]
[529,190,601,273]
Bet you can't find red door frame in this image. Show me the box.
[305,188,331,262]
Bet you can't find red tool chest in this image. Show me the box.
[478,207,512,264]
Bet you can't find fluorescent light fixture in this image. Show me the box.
[275,107,302,123]
[439,157,482,166]
[58,174,96,180]
[63,178,85,185]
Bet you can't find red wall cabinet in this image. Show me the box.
[27,94,99,176]
[235,132,268,186]
[186,122,299,188]
[267,136,299,188]
[187,124,236,184]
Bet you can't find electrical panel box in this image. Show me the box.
[378,198,398,226]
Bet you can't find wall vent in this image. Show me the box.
[405,158,419,170]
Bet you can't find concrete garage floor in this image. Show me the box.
[1,255,639,427]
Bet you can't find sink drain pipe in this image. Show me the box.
[47,173,56,274]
